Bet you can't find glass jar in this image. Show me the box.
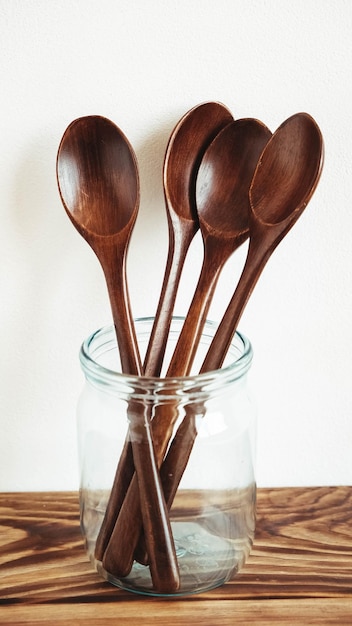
[77,317,256,596]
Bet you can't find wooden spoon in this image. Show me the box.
[57,115,142,375]
[102,118,271,575]
[56,115,179,593]
[144,101,234,376]
[159,112,324,508]
[166,118,272,377]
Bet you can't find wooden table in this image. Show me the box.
[0,487,351,624]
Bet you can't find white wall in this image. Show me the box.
[1,0,351,491]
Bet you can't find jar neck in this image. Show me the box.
[79,319,253,401]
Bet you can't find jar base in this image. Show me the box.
[95,520,250,597]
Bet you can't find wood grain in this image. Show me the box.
[0,487,351,624]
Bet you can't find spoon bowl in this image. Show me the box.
[59,126,138,236]
[250,112,323,227]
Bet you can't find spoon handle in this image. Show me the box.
[202,234,273,372]
[143,221,196,377]
[94,440,135,561]
[166,238,230,377]
[100,402,180,592]
[159,405,198,508]
[93,261,143,558]
[104,259,142,376]
[133,404,198,565]
[103,473,142,576]
[101,400,179,576]
[126,402,180,592]
[96,261,180,591]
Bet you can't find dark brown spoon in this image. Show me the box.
[57,115,142,375]
[159,112,324,509]
[102,118,271,575]
[144,101,234,376]
[56,115,179,593]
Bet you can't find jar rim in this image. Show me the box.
[79,317,253,391]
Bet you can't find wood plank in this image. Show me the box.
[0,599,352,625]
[0,487,351,623]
